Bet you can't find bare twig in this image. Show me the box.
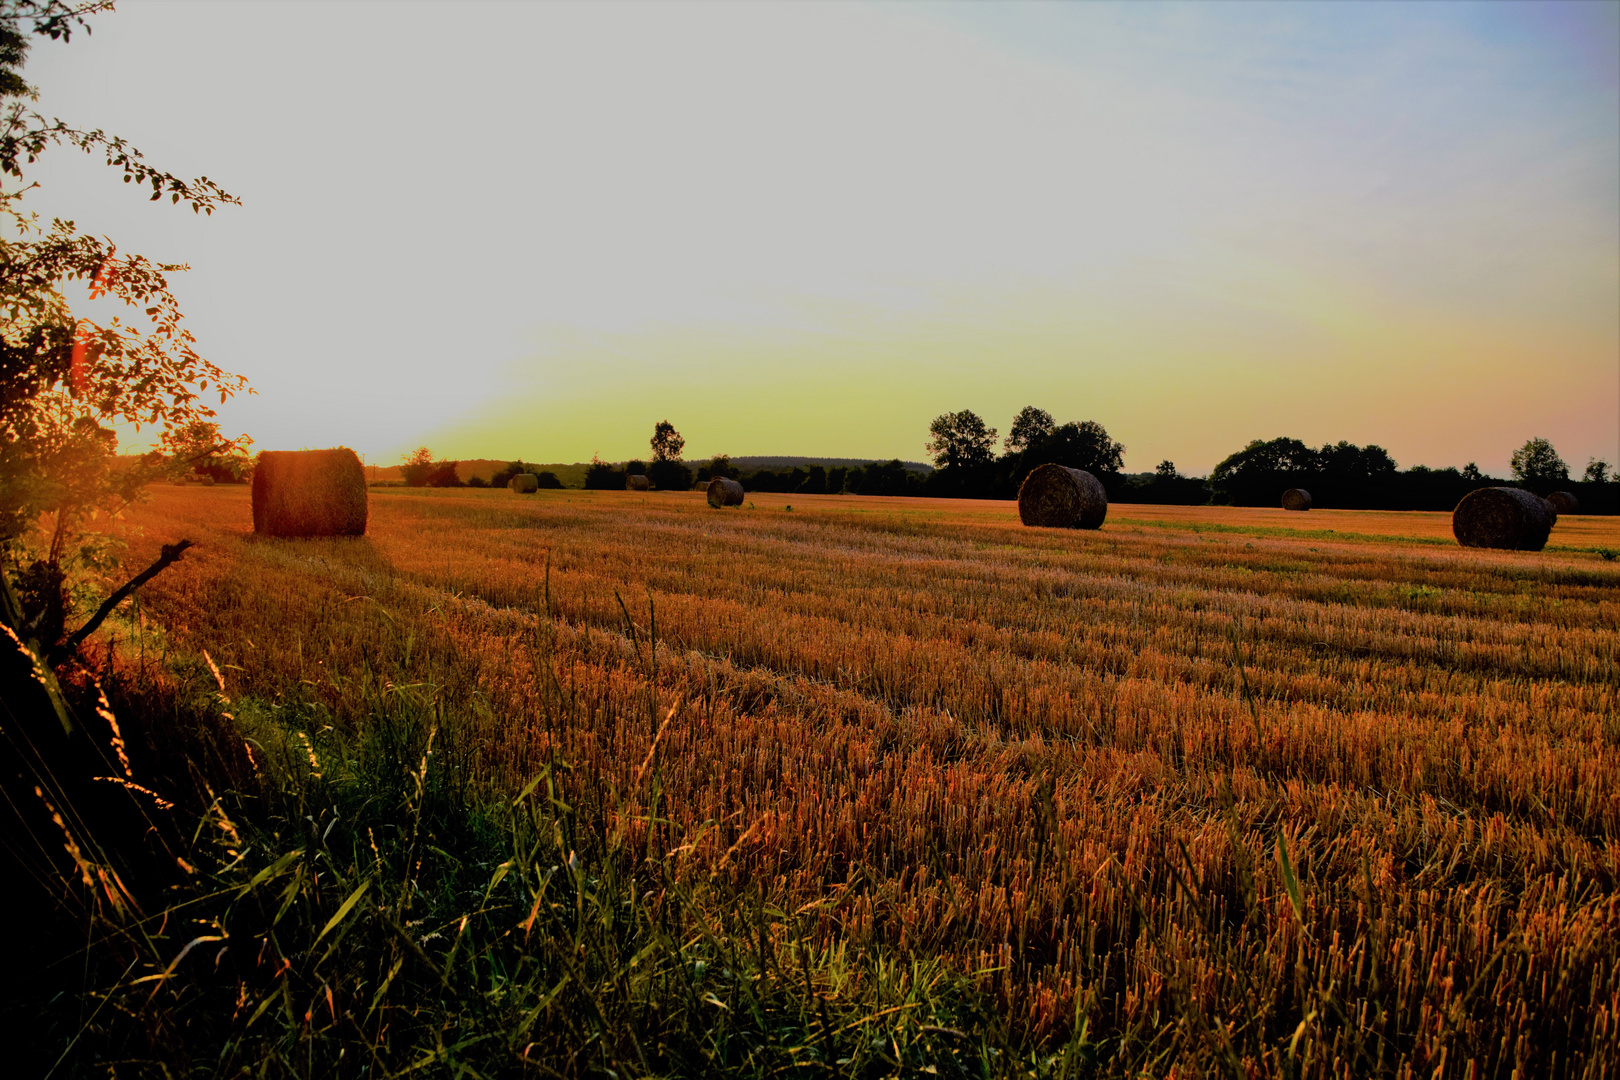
[47,539,192,665]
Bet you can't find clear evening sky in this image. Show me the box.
[24,1,1620,475]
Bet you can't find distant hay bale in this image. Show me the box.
[1017,464,1107,529]
[251,449,368,538]
[707,476,745,508]
[508,473,539,494]
[1452,487,1555,551]
[1547,491,1580,515]
[1281,488,1311,511]
[626,474,651,491]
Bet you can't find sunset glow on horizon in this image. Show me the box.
[25,1,1618,475]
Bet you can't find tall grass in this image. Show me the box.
[21,610,1020,1077]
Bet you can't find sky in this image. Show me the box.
[20,1,1620,475]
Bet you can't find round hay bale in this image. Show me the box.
[707,476,745,508]
[1546,491,1580,515]
[508,473,539,494]
[1017,464,1107,529]
[1452,487,1555,551]
[1281,487,1311,511]
[251,448,368,538]
[626,474,651,491]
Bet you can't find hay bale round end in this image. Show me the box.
[626,474,651,491]
[1452,487,1555,551]
[508,473,539,494]
[251,449,368,537]
[1017,464,1107,529]
[1281,488,1312,511]
[707,476,745,508]
[1546,491,1580,515]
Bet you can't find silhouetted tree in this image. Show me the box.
[1115,462,1210,506]
[1021,420,1126,477]
[1212,438,1316,481]
[1211,437,1316,505]
[1586,458,1612,484]
[1317,440,1396,481]
[850,459,915,496]
[425,460,462,488]
[489,460,530,488]
[1004,406,1055,454]
[926,410,998,470]
[650,421,685,462]
[584,456,625,490]
[648,459,692,491]
[1209,435,1499,509]
[1511,438,1568,492]
[535,470,563,489]
[402,446,435,487]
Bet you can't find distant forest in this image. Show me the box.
[388,412,1616,514]
[908,408,1614,513]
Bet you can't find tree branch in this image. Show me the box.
[47,539,192,666]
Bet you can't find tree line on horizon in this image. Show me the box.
[399,411,1616,513]
[922,406,1615,511]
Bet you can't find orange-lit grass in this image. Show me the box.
[117,485,1620,1073]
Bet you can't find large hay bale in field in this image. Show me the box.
[1281,487,1311,511]
[251,449,368,538]
[1547,491,1580,515]
[1452,487,1555,551]
[707,476,745,508]
[1017,464,1107,529]
[626,474,651,491]
[508,473,539,494]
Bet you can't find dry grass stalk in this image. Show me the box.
[707,477,745,508]
[250,449,367,538]
[1452,486,1556,550]
[1017,464,1106,528]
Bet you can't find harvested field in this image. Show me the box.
[117,485,1620,1074]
